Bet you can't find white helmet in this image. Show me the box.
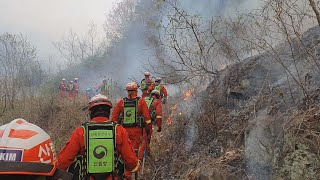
[0,119,57,176]
[155,77,162,82]
[151,90,160,96]
[144,72,151,76]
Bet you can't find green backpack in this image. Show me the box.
[140,79,151,90]
[144,97,156,121]
[120,97,140,127]
[140,80,147,90]
[154,85,161,92]
[154,85,164,97]
[82,122,124,179]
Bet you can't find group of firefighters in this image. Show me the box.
[59,77,79,99]
[59,77,118,101]
[59,72,168,103]
[0,72,168,180]
[87,78,117,100]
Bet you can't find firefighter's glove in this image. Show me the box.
[131,160,142,172]
[162,98,167,104]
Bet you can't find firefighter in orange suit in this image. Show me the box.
[57,94,140,179]
[154,77,168,104]
[59,78,67,98]
[140,72,154,98]
[144,89,162,156]
[111,82,152,161]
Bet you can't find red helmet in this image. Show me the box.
[0,119,57,175]
[144,72,151,76]
[88,94,113,110]
[126,82,138,91]
[155,77,162,82]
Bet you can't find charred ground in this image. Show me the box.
[142,26,320,180]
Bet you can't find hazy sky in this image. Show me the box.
[0,0,261,71]
[0,0,116,66]
[180,0,260,18]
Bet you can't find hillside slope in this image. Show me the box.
[145,26,320,180]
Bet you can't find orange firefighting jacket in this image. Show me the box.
[111,94,152,125]
[151,98,162,117]
[156,84,168,98]
[59,81,66,91]
[141,78,154,93]
[57,117,139,173]
[74,82,79,93]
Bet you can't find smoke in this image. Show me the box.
[245,109,273,179]
[51,0,262,98]
[53,0,263,105]
[183,95,200,152]
[145,0,261,152]
[55,0,156,97]
[0,0,115,69]
[0,0,262,95]
[178,0,260,18]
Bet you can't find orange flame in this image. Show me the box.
[171,104,177,110]
[167,115,173,125]
[183,89,193,100]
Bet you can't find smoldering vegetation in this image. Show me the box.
[1,0,320,179]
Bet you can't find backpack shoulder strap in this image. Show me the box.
[112,122,117,148]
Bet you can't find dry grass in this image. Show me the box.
[0,94,88,151]
[275,105,320,179]
[1,87,319,179]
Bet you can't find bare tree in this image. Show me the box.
[103,0,137,43]
[235,0,320,99]
[147,0,250,85]
[0,33,38,113]
[54,22,104,66]
[78,22,103,62]
[87,22,104,57]
[53,30,79,66]
[147,0,320,96]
